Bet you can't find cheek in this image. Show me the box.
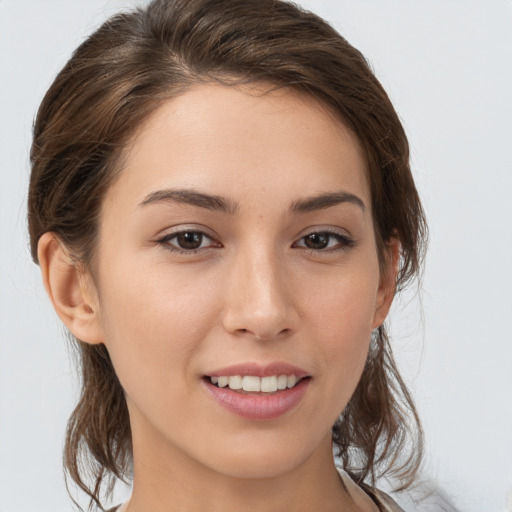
[303,260,380,341]
[300,262,379,402]
[95,259,221,393]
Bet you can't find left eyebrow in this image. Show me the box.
[138,188,238,214]
[289,191,366,213]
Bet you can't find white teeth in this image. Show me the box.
[277,375,288,390]
[209,374,301,392]
[261,376,278,393]
[242,375,261,392]
[287,375,297,388]
[228,375,243,390]
[217,376,229,388]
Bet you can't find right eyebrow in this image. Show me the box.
[289,190,366,214]
[138,188,238,214]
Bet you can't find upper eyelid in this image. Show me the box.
[157,224,218,239]
[292,230,355,250]
[294,232,352,243]
[294,226,352,240]
[160,231,213,242]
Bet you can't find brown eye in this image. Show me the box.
[158,230,219,253]
[304,233,330,249]
[176,232,204,250]
[294,231,355,252]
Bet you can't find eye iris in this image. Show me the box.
[177,232,203,249]
[305,233,329,249]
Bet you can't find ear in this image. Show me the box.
[372,237,400,329]
[38,232,104,344]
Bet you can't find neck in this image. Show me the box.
[125,428,357,512]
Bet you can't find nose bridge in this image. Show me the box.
[222,241,294,339]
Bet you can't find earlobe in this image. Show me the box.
[372,238,400,329]
[37,232,104,344]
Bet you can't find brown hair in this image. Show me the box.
[28,0,427,510]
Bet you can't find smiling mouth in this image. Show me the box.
[205,375,309,394]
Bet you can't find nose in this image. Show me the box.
[221,246,298,341]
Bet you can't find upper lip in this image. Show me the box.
[206,362,310,379]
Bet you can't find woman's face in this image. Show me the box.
[87,84,395,479]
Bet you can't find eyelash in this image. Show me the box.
[157,230,220,254]
[292,230,355,252]
[156,229,355,254]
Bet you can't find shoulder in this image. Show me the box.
[361,484,406,512]
[336,466,405,512]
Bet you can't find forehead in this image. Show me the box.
[106,83,370,215]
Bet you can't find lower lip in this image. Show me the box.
[203,378,310,420]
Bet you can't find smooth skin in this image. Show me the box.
[39,83,398,512]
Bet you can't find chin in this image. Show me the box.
[202,440,315,480]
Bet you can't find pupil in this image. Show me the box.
[177,232,202,249]
[305,233,329,249]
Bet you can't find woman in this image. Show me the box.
[28,0,427,510]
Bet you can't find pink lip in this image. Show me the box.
[207,362,310,379]
[202,362,311,420]
[203,378,310,420]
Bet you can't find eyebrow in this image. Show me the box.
[289,191,365,213]
[138,188,365,215]
[139,189,238,214]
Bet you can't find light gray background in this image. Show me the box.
[1,1,511,511]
